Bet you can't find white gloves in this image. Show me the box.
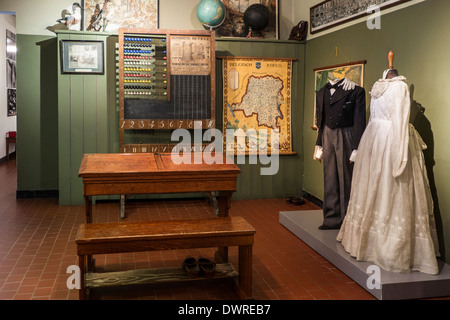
[314,145,323,160]
[338,78,357,91]
[349,150,357,163]
[314,146,358,163]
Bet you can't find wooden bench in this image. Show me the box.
[75,216,255,300]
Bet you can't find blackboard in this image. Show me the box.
[124,75,211,120]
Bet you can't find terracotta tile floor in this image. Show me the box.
[0,159,445,301]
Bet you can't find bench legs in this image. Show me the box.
[78,254,85,300]
[236,245,253,300]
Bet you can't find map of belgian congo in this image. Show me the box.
[223,58,293,155]
[230,76,284,130]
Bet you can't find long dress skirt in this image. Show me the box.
[337,83,440,274]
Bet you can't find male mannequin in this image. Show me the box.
[314,77,366,229]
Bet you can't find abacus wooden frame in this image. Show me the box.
[118,28,216,153]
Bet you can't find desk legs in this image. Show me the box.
[217,191,232,218]
[120,195,126,219]
[86,194,127,221]
[84,191,233,223]
[84,196,92,224]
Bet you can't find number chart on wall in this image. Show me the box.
[118,28,216,153]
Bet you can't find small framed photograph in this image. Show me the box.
[7,88,16,117]
[60,40,104,74]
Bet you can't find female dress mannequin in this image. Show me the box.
[336,52,440,274]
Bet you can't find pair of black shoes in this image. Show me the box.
[182,256,216,277]
[318,224,341,230]
[286,196,305,205]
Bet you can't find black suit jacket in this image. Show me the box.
[315,83,366,150]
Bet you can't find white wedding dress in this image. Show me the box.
[336,76,440,275]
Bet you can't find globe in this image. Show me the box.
[196,0,226,29]
[244,4,270,32]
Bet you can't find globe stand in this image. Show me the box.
[246,27,264,39]
[202,11,227,31]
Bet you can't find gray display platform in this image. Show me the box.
[279,210,450,300]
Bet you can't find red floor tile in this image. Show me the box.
[0,159,447,301]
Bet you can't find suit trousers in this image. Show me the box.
[322,125,354,228]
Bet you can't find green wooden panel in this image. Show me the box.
[56,33,305,204]
[82,34,99,154]
[16,35,44,191]
[69,74,84,203]
[39,38,59,190]
[17,35,59,194]
[57,44,72,204]
[83,76,98,153]
[57,31,112,205]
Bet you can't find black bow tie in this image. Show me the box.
[326,83,339,90]
[327,78,345,90]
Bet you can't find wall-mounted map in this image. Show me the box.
[222,57,294,155]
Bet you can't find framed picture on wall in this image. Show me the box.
[7,89,16,117]
[83,0,159,32]
[221,56,295,155]
[6,59,16,88]
[60,40,104,74]
[216,0,279,39]
[6,30,16,117]
[6,30,16,61]
[310,0,411,34]
[6,30,16,88]
[312,60,366,129]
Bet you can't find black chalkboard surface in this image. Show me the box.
[124,75,211,120]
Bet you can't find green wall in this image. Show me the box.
[16,34,58,195]
[302,0,449,261]
[52,33,306,206]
